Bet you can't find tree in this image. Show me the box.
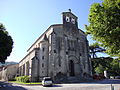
[92,57,113,74]
[89,43,113,74]
[0,23,13,63]
[90,43,120,76]
[89,42,105,59]
[109,58,120,76]
[86,0,120,57]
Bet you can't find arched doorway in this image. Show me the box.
[69,60,75,76]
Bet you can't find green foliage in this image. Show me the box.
[92,57,120,76]
[89,43,120,76]
[89,42,106,58]
[95,64,105,74]
[109,58,120,76]
[0,23,13,63]
[92,57,113,74]
[15,76,29,83]
[10,81,41,84]
[86,0,120,57]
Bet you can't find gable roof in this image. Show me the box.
[27,24,62,52]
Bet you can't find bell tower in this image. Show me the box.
[62,9,78,30]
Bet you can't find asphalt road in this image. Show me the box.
[0,81,27,90]
[0,79,120,90]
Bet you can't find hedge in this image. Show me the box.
[15,76,29,83]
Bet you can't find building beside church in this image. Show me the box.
[0,64,19,81]
[19,10,92,82]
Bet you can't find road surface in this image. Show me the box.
[0,79,120,90]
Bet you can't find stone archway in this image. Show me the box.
[69,60,75,76]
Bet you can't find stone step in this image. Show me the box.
[54,76,93,83]
[67,77,82,83]
[67,76,93,83]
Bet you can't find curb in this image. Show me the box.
[8,82,42,86]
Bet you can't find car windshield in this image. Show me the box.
[44,78,52,81]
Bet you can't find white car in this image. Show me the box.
[42,77,53,86]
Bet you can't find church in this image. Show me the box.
[19,10,92,82]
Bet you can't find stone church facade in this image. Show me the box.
[19,11,92,82]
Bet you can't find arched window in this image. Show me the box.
[58,57,61,67]
[42,63,44,67]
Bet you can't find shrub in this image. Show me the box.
[15,76,29,83]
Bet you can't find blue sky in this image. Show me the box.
[0,0,103,62]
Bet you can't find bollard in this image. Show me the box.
[111,84,114,90]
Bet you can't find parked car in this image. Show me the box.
[93,74,105,80]
[42,77,53,86]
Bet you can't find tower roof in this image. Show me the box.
[62,9,78,19]
[42,34,48,41]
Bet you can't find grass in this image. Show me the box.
[9,81,42,85]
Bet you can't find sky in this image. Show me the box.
[0,0,104,62]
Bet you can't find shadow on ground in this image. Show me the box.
[52,84,62,87]
[82,79,120,84]
[0,81,27,90]
[43,84,62,88]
